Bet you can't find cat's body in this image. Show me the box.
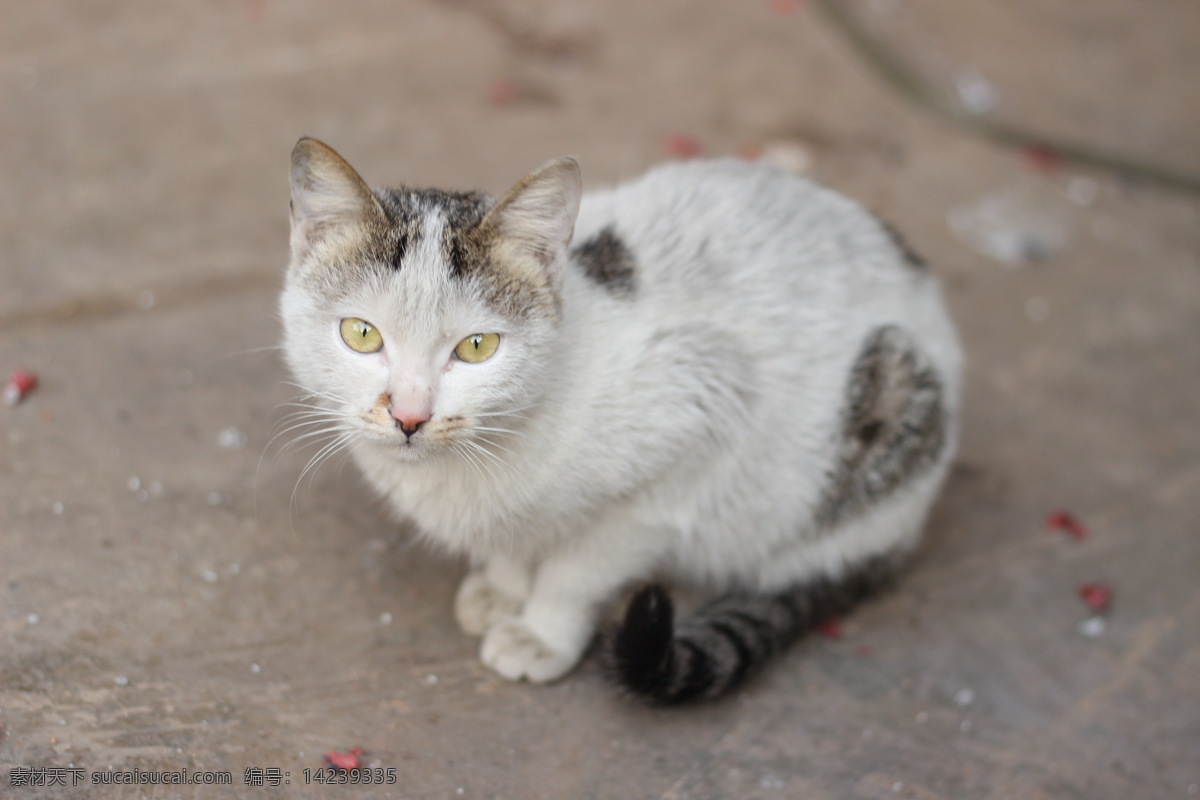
[282,139,962,703]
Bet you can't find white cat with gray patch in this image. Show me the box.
[281,138,962,703]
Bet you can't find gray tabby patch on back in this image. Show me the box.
[571,225,636,297]
[816,325,946,528]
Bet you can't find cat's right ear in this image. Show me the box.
[481,157,583,289]
[289,138,385,259]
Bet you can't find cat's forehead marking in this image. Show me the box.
[377,187,493,272]
[352,184,558,323]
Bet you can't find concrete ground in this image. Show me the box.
[2,1,1198,798]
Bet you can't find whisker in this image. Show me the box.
[291,432,354,512]
[463,438,510,474]
[472,435,518,461]
[451,441,488,482]
[472,425,527,440]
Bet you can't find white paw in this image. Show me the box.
[480,619,581,684]
[455,572,522,636]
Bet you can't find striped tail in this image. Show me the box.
[607,555,901,705]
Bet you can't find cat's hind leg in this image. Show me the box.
[454,555,533,637]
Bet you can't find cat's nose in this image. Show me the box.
[390,404,431,437]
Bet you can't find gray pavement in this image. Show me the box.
[3,1,1198,798]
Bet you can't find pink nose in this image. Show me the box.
[389,403,431,437]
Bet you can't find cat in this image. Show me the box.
[281,137,962,704]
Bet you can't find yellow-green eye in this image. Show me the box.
[340,318,384,353]
[454,333,500,363]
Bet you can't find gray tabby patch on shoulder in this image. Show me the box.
[571,226,637,297]
[816,325,947,528]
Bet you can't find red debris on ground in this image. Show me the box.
[771,0,802,15]
[4,369,38,406]
[1021,144,1064,173]
[245,0,269,21]
[487,79,516,106]
[854,644,873,657]
[323,748,362,772]
[816,615,843,640]
[1078,582,1113,614]
[737,144,763,161]
[663,132,702,159]
[1046,510,1088,540]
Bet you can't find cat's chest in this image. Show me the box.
[353,442,559,551]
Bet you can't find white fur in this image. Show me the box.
[281,157,962,684]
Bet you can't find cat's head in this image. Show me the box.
[280,138,581,462]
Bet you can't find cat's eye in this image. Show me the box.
[454,333,500,363]
[340,317,384,353]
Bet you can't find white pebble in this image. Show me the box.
[892,782,904,793]
[1067,177,1100,207]
[250,663,262,674]
[51,502,64,515]
[217,427,248,450]
[137,289,157,310]
[1079,616,1107,638]
[953,687,976,708]
[425,674,439,685]
[456,789,464,796]
[1025,295,1050,322]
[760,774,784,789]
[915,711,929,724]
[26,613,39,625]
[127,476,142,492]
[379,612,393,625]
[759,140,814,176]
[114,675,129,687]
[206,491,224,506]
[955,70,999,114]
[201,569,220,583]
[228,563,241,575]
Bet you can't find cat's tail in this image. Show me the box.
[606,556,900,705]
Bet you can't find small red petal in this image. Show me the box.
[1046,510,1088,540]
[4,369,38,406]
[817,615,843,640]
[1021,144,1064,173]
[771,0,802,15]
[663,133,702,159]
[245,0,269,21]
[323,747,363,772]
[737,144,763,161]
[1078,582,1112,613]
[487,79,516,106]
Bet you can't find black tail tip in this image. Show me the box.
[606,585,678,702]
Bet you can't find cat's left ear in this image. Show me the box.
[482,157,582,287]
[289,138,386,259]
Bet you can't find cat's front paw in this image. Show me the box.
[480,619,582,683]
[455,572,522,637]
